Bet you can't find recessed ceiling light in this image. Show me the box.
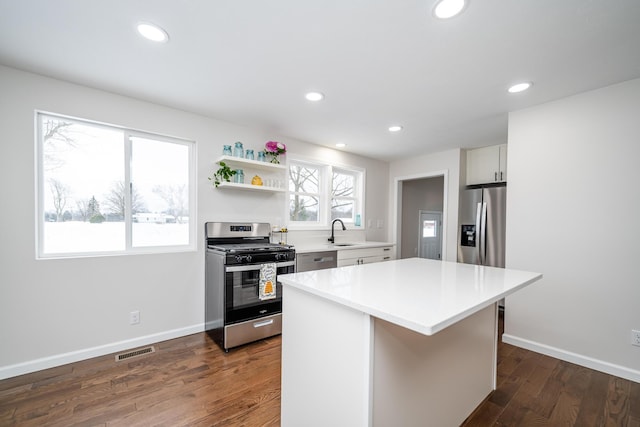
[335,143,346,148]
[137,22,169,43]
[508,82,532,93]
[305,92,324,101]
[388,125,403,132]
[433,0,467,19]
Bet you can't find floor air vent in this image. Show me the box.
[115,345,155,362]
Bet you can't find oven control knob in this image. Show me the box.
[245,255,252,263]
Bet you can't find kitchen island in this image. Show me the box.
[278,257,542,427]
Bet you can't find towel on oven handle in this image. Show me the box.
[259,263,277,300]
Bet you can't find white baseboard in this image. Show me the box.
[502,333,640,383]
[0,323,204,380]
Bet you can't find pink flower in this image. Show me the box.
[265,141,286,155]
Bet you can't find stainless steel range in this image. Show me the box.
[205,222,295,351]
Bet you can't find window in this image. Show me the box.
[331,168,359,221]
[288,163,320,222]
[288,159,363,227]
[37,112,194,257]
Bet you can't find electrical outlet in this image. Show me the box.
[130,310,140,325]
[632,330,640,347]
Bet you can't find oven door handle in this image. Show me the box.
[225,261,295,272]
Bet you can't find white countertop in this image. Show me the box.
[293,240,394,254]
[279,257,542,335]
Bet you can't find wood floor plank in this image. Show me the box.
[631,379,640,420]
[3,317,639,426]
[574,368,609,426]
[604,377,631,426]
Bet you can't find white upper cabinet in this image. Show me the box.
[466,144,508,185]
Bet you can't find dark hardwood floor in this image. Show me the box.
[461,313,640,427]
[1,315,639,426]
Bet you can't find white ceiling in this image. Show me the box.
[1,0,639,161]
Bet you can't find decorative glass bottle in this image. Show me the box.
[233,141,244,158]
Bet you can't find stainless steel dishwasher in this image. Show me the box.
[296,250,337,272]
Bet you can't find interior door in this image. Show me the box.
[418,211,442,260]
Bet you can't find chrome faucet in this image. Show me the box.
[328,219,346,244]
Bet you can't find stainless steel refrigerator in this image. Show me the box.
[457,184,506,268]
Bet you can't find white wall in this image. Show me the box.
[504,78,640,382]
[389,149,462,262]
[0,65,389,378]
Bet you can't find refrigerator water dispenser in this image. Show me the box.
[460,225,476,247]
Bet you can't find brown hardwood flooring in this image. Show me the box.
[461,313,640,427]
[1,315,639,426]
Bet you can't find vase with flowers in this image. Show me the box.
[263,141,286,164]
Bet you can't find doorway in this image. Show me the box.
[418,210,442,260]
[396,174,446,259]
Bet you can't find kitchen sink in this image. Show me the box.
[332,243,356,247]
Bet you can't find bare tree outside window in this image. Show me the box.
[152,184,188,223]
[76,199,91,221]
[331,171,356,220]
[48,178,69,222]
[103,181,147,218]
[289,165,319,221]
[42,118,77,171]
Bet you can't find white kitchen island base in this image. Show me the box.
[282,286,497,427]
[279,258,542,427]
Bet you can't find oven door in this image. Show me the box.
[224,260,294,324]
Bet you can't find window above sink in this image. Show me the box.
[287,157,365,230]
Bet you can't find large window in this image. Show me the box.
[288,159,363,227]
[37,112,195,257]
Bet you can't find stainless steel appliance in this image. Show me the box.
[205,222,295,351]
[296,250,337,272]
[457,183,506,268]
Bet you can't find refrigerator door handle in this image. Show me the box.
[475,202,483,264]
[480,202,488,265]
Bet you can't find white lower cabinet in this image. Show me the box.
[337,246,394,267]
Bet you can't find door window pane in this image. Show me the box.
[423,220,437,238]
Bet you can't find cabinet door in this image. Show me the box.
[337,246,394,267]
[466,145,500,185]
[498,144,507,182]
[337,258,361,267]
[466,145,508,185]
[360,255,392,264]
